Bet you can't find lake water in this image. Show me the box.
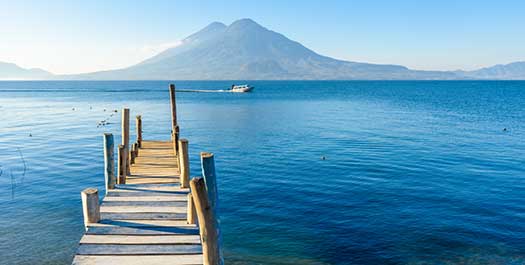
[0,81,524,264]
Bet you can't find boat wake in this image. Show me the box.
[178,84,254,93]
[177,89,229,93]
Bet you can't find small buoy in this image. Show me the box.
[90,106,92,110]
[29,133,32,137]
[114,110,118,113]
[72,107,75,111]
[321,156,326,160]
[103,108,106,112]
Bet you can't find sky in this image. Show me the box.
[1,0,524,74]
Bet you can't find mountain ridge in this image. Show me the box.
[66,18,459,80]
[0,61,52,80]
[2,19,525,80]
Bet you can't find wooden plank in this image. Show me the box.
[86,226,199,236]
[72,254,203,265]
[126,178,178,184]
[103,195,187,202]
[80,235,201,245]
[77,244,202,255]
[101,200,187,207]
[101,206,186,213]
[114,184,186,192]
[106,191,187,197]
[94,219,192,227]
[110,188,188,194]
[101,212,186,220]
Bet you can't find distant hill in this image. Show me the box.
[456,61,525,80]
[2,19,525,80]
[66,19,459,80]
[0,61,52,80]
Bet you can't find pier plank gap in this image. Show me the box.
[72,84,220,265]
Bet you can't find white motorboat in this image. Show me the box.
[230,84,254,93]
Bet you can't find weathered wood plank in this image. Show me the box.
[114,184,187,192]
[106,191,187,197]
[101,201,187,207]
[111,187,190,194]
[101,212,186,220]
[94,219,192,227]
[73,254,203,265]
[126,178,179,184]
[86,226,199,236]
[100,205,186,213]
[77,244,202,255]
[80,234,201,245]
[103,195,187,202]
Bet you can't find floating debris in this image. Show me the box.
[321,156,326,160]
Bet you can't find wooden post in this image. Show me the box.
[171,125,180,157]
[200,152,222,264]
[169,84,177,133]
[136,115,142,148]
[81,188,100,230]
[121,108,130,149]
[174,125,180,155]
[169,84,180,158]
[103,133,116,191]
[130,144,136,165]
[190,178,221,265]
[201,152,218,211]
[133,142,139,157]
[187,192,196,224]
[117,144,127,184]
[122,108,130,175]
[179,139,190,188]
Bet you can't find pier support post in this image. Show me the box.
[179,139,190,188]
[169,84,180,155]
[81,188,100,230]
[130,143,136,165]
[172,125,180,156]
[191,178,222,265]
[118,144,127,184]
[187,192,196,224]
[136,115,142,148]
[122,108,130,175]
[133,142,139,158]
[103,133,116,191]
[201,152,218,211]
[169,84,178,133]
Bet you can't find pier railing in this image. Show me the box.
[77,84,222,265]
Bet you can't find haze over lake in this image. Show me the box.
[0,81,524,264]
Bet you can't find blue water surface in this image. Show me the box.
[0,81,524,264]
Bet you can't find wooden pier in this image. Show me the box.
[73,84,222,265]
